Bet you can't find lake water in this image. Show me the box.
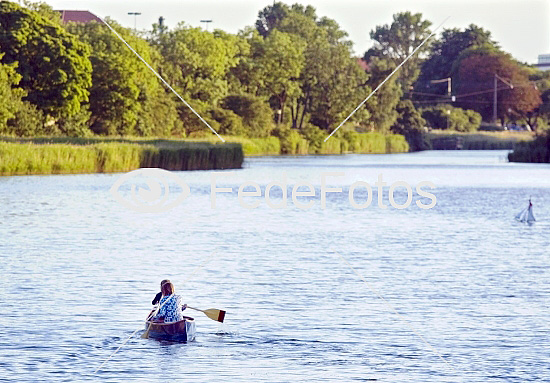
[1,150,549,382]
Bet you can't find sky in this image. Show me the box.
[43,0,550,64]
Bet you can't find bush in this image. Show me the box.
[301,124,326,153]
[6,101,45,137]
[272,125,308,154]
[386,134,409,153]
[391,100,428,151]
[57,106,93,137]
[354,132,387,153]
[209,107,246,136]
[421,105,481,132]
[221,94,274,137]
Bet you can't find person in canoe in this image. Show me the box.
[152,279,170,305]
[151,281,188,323]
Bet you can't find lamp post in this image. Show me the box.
[128,12,141,31]
[493,73,514,124]
[430,77,452,100]
[200,20,213,31]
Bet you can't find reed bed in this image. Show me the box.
[508,135,550,163]
[0,141,243,176]
[426,131,532,150]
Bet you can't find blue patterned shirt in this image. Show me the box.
[153,294,184,323]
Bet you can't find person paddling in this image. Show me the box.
[152,281,187,323]
[152,279,170,305]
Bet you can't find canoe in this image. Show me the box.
[144,316,196,342]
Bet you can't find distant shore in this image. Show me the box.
[0,130,537,176]
[0,133,410,176]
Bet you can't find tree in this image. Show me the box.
[365,12,432,92]
[455,50,541,123]
[254,30,306,124]
[0,56,25,130]
[68,20,179,136]
[415,24,498,98]
[364,57,402,132]
[221,94,274,137]
[255,2,290,37]
[152,24,242,105]
[275,7,369,130]
[391,100,427,151]
[0,1,92,118]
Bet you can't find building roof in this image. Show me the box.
[57,10,102,24]
[356,57,369,71]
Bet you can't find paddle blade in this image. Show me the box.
[203,308,225,323]
[142,323,152,339]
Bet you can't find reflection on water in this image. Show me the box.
[0,151,549,382]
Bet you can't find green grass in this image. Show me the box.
[426,130,533,150]
[0,131,411,176]
[0,139,244,176]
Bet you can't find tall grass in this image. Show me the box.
[508,135,550,163]
[0,141,243,176]
[189,136,281,156]
[385,134,409,153]
[426,131,532,150]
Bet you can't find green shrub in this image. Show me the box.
[421,105,481,132]
[272,125,308,154]
[6,101,46,137]
[386,134,409,153]
[221,94,274,137]
[301,124,326,153]
[209,108,246,136]
[353,132,387,153]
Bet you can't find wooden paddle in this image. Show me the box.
[187,306,226,323]
[141,308,157,339]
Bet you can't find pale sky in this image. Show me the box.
[44,0,549,64]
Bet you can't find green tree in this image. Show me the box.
[391,100,427,151]
[153,24,242,104]
[254,29,306,124]
[255,2,290,37]
[364,57,402,132]
[275,7,370,130]
[0,1,92,118]
[420,104,481,131]
[221,94,274,137]
[67,20,178,135]
[364,12,432,92]
[0,56,25,131]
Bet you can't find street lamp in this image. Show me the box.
[430,77,452,101]
[493,73,514,124]
[128,12,141,31]
[200,20,213,31]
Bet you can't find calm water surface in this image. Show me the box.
[0,150,549,382]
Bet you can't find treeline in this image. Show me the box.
[1,1,549,152]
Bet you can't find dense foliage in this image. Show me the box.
[0,1,547,155]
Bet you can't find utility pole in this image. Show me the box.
[200,20,213,31]
[493,73,514,124]
[128,12,141,31]
[431,78,453,130]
